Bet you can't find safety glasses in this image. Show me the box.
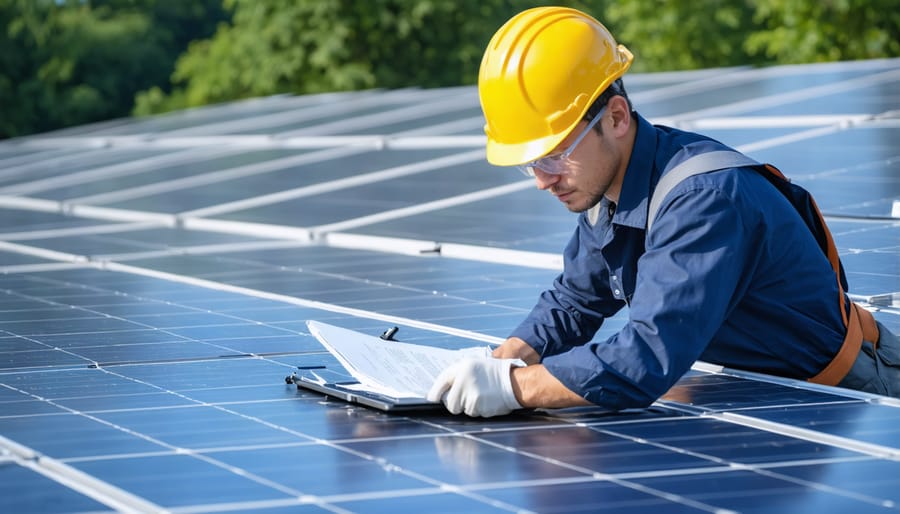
[517,106,606,177]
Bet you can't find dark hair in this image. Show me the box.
[583,78,632,133]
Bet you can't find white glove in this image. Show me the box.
[427,357,525,417]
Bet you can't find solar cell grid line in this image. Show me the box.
[3,359,569,511]
[0,251,510,344]
[0,117,884,246]
[307,180,533,236]
[671,114,878,130]
[1,385,347,512]
[2,59,899,514]
[1,292,288,369]
[672,67,900,120]
[389,114,485,137]
[1,435,165,513]
[737,122,881,155]
[428,420,892,510]
[7,372,724,512]
[177,148,488,219]
[0,241,884,384]
[169,250,547,316]
[0,147,139,184]
[625,66,775,107]
[0,147,252,198]
[336,410,892,510]
[60,145,374,210]
[0,218,893,324]
[0,142,39,155]
[95,239,313,263]
[304,118,877,235]
[276,89,478,137]
[160,88,427,137]
[182,125,843,237]
[329,445,730,513]
[30,92,343,140]
[268,195,887,276]
[623,66,748,87]
[57,150,336,206]
[0,148,92,172]
[0,214,129,241]
[1,245,548,360]
[137,154,510,226]
[1,302,900,510]
[0,151,178,194]
[348,108,487,139]
[633,58,898,87]
[0,212,884,316]
[8,116,872,254]
[0,221,165,242]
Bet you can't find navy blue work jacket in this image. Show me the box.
[510,114,847,410]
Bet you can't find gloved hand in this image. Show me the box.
[427,357,525,417]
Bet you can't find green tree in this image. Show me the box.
[5,1,898,136]
[746,0,900,63]
[134,0,604,115]
[0,0,225,138]
[604,0,761,72]
[601,0,899,71]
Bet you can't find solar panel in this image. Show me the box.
[1,58,899,513]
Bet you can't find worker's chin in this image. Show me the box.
[564,197,594,214]
[568,191,607,214]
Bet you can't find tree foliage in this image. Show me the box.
[604,0,900,71]
[0,0,225,138]
[134,0,592,114]
[746,0,900,63]
[604,0,762,72]
[2,0,898,137]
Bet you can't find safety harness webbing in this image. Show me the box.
[647,149,879,386]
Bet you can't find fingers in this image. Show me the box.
[427,364,457,403]
[444,373,466,415]
[428,360,472,415]
[428,358,522,417]
[445,359,476,415]
[492,337,540,364]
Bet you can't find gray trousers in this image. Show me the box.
[837,322,900,397]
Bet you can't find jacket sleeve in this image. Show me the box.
[541,185,759,410]
[509,211,626,359]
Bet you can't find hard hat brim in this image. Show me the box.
[485,130,569,168]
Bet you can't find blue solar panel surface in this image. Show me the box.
[1,59,899,513]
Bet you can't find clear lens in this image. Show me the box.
[518,152,569,177]
[513,106,605,178]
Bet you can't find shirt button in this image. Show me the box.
[614,289,621,296]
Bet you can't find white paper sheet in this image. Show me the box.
[306,320,490,399]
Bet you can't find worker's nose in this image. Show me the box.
[533,168,560,190]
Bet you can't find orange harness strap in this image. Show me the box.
[766,163,882,386]
[808,303,879,385]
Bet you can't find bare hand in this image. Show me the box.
[492,337,540,364]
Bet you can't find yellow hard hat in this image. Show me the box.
[479,7,634,166]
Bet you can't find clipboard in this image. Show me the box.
[287,320,455,412]
[288,371,444,412]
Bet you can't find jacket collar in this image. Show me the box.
[610,113,657,230]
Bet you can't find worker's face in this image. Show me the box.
[531,113,622,213]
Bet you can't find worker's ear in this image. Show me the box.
[607,95,631,138]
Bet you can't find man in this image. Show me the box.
[427,6,899,417]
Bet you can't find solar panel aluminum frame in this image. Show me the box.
[290,373,445,412]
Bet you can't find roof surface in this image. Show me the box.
[1,58,899,513]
